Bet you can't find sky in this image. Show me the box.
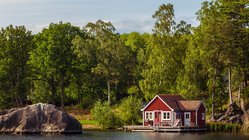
[0,0,207,34]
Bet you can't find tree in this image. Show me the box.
[121,32,150,98]
[73,20,129,104]
[0,25,33,108]
[176,34,208,100]
[29,22,83,110]
[194,0,249,119]
[139,3,191,101]
[218,0,249,110]
[152,3,175,36]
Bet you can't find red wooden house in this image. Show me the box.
[141,94,206,127]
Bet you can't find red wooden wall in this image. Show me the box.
[197,103,206,127]
[144,97,172,111]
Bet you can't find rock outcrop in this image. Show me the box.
[216,103,243,123]
[0,103,82,134]
[241,110,249,133]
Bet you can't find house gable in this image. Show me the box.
[142,96,173,111]
[196,101,207,111]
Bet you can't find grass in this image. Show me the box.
[65,105,102,129]
[79,119,98,125]
[207,122,241,133]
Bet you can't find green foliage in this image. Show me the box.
[0,25,33,108]
[121,32,149,99]
[28,80,51,103]
[117,96,142,125]
[191,0,249,118]
[29,22,83,108]
[127,86,139,95]
[152,3,175,36]
[0,90,13,109]
[207,122,241,133]
[140,3,191,101]
[73,20,130,105]
[91,100,122,129]
[80,95,95,109]
[176,35,208,99]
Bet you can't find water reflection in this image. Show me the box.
[0,130,249,140]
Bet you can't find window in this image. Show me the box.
[145,112,153,120]
[149,112,153,120]
[186,113,190,119]
[162,111,171,120]
[146,112,149,120]
[202,113,205,120]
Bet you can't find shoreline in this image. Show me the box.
[82,124,102,130]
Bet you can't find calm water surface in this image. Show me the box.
[1,130,249,140]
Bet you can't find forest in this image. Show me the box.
[0,0,248,126]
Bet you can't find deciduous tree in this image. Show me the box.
[0,25,33,108]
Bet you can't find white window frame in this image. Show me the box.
[162,111,171,120]
[145,111,154,121]
[202,113,205,120]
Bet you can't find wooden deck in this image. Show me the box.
[123,125,207,132]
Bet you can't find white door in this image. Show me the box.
[184,112,191,126]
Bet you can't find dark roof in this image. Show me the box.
[177,100,202,111]
[158,94,184,110]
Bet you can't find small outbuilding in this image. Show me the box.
[141,94,206,128]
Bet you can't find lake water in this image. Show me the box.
[1,130,249,140]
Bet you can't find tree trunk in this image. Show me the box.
[15,95,20,108]
[107,80,111,105]
[210,68,217,121]
[60,74,65,111]
[211,90,215,121]
[50,76,56,105]
[16,67,24,108]
[17,94,24,107]
[241,99,247,114]
[77,81,81,104]
[244,72,248,87]
[228,66,233,104]
[238,83,242,107]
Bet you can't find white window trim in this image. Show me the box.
[145,111,154,121]
[162,111,171,120]
[202,113,205,120]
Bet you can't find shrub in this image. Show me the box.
[91,100,121,129]
[117,96,142,125]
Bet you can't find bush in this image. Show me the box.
[207,122,241,133]
[117,96,142,125]
[91,100,121,129]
